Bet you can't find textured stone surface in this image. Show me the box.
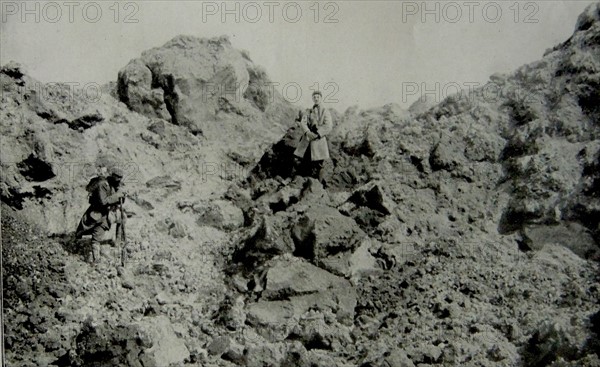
[291,205,366,261]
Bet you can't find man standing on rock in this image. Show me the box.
[294,91,333,185]
[75,167,126,263]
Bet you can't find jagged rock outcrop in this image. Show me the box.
[245,258,356,341]
[117,35,294,158]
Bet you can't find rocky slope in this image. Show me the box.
[1,35,293,366]
[2,4,600,367]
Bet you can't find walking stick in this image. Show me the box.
[116,197,127,266]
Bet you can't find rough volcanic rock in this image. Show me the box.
[291,205,366,262]
[232,211,295,269]
[117,58,171,121]
[246,300,296,342]
[72,316,189,367]
[118,36,250,127]
[259,176,304,213]
[522,318,591,366]
[318,236,380,279]
[248,124,305,182]
[575,2,600,32]
[117,35,294,158]
[429,132,467,172]
[522,222,600,259]
[1,58,245,365]
[244,342,286,367]
[243,20,600,353]
[4,4,600,367]
[246,258,357,342]
[262,258,350,300]
[347,181,395,215]
[179,199,245,231]
[1,61,25,79]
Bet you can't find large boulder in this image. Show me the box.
[179,199,245,231]
[317,237,379,279]
[429,132,466,172]
[245,300,296,342]
[522,222,599,259]
[118,36,250,128]
[263,258,351,300]
[245,258,357,341]
[523,318,591,366]
[136,316,190,367]
[232,212,295,268]
[117,35,295,165]
[347,181,394,215]
[117,35,293,141]
[263,259,356,321]
[72,316,189,367]
[291,205,366,261]
[117,59,171,121]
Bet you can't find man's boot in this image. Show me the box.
[314,161,326,188]
[85,249,94,263]
[92,242,101,263]
[318,167,327,188]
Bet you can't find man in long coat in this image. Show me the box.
[294,91,333,184]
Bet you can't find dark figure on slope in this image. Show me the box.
[76,167,125,263]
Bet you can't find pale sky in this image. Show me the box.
[1,1,596,111]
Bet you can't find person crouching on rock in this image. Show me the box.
[75,167,126,263]
[293,91,333,186]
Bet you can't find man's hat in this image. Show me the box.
[109,166,124,179]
